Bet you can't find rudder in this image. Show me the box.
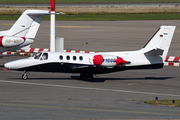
[142,26,176,62]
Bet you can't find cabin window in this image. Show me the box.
[43,53,48,60]
[59,55,63,60]
[79,56,83,61]
[66,56,70,60]
[73,56,76,61]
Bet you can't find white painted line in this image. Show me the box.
[0,80,180,97]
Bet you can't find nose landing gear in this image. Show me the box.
[22,71,28,80]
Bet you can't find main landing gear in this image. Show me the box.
[22,71,28,80]
[80,73,93,81]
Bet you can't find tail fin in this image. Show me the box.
[142,26,176,63]
[6,9,49,39]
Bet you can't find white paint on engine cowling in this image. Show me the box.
[101,55,118,67]
[93,54,117,67]
[0,36,26,47]
[93,54,129,67]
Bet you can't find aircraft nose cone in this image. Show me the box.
[4,62,14,69]
[4,59,25,69]
[4,58,31,70]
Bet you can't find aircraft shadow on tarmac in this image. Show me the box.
[70,76,174,82]
[7,76,174,82]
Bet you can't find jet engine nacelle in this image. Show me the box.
[93,55,128,67]
[0,36,26,47]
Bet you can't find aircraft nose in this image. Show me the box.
[4,58,32,70]
[4,61,15,69]
[4,59,26,69]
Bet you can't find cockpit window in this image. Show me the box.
[40,53,48,60]
[33,52,42,59]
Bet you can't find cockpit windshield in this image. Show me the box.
[33,52,42,59]
[33,52,48,60]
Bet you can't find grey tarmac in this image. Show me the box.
[0,20,180,119]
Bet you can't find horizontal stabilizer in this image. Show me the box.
[144,48,164,56]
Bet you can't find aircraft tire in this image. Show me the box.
[85,73,93,81]
[22,73,28,80]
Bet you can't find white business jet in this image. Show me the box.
[4,26,176,80]
[0,9,49,57]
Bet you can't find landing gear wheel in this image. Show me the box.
[85,73,93,81]
[22,71,28,80]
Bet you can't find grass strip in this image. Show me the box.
[1,14,180,21]
[1,0,180,3]
[144,100,180,107]
[1,7,180,15]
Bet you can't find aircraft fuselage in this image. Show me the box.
[5,51,163,74]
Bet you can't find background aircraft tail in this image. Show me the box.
[141,26,176,63]
[5,9,49,39]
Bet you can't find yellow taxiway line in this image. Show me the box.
[0,102,179,116]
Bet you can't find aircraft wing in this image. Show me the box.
[73,65,95,70]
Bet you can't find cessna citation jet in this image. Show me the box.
[4,26,176,80]
[0,9,49,57]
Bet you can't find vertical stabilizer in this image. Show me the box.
[6,10,49,39]
[142,26,176,62]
